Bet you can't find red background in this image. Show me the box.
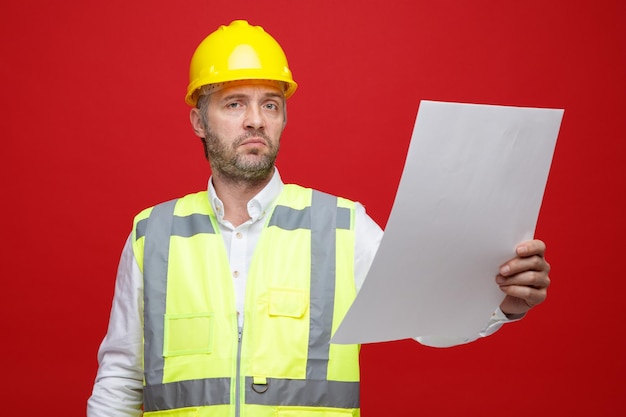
[2,0,624,415]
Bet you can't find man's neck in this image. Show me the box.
[211,171,273,227]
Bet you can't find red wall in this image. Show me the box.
[2,0,624,415]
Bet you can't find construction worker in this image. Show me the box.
[87,20,550,417]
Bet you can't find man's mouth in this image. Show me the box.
[239,137,268,148]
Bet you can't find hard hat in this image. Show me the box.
[185,20,298,106]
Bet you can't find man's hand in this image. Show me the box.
[497,239,551,319]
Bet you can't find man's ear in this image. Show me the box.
[190,108,205,138]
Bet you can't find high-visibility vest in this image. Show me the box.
[132,184,361,417]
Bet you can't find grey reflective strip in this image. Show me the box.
[143,199,177,393]
[268,205,311,230]
[172,213,215,237]
[136,213,214,240]
[136,218,147,239]
[336,206,351,230]
[245,377,360,409]
[144,378,231,410]
[269,206,351,230]
[142,200,229,411]
[307,190,336,380]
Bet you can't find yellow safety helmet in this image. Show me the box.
[185,20,298,106]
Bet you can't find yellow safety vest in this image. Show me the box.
[132,184,361,417]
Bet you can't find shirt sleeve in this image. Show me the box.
[353,202,518,348]
[87,234,144,417]
[415,307,521,347]
[353,202,384,292]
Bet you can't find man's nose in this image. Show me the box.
[244,105,265,130]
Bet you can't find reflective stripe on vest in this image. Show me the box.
[137,186,359,413]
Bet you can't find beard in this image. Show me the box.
[203,128,280,184]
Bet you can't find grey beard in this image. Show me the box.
[203,130,279,185]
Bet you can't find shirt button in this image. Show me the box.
[236,232,243,239]
[233,270,239,278]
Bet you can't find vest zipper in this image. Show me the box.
[235,325,243,417]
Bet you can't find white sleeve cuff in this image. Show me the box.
[414,307,523,348]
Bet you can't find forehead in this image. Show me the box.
[212,81,285,101]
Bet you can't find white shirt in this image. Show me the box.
[87,169,512,417]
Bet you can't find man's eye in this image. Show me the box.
[227,102,242,109]
[264,103,278,110]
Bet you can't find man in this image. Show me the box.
[87,20,550,417]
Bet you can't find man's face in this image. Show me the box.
[190,82,286,183]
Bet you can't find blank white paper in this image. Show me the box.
[331,100,563,345]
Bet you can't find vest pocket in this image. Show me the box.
[163,313,213,357]
[268,288,308,318]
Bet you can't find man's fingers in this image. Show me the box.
[497,269,551,289]
[500,284,548,308]
[498,239,551,315]
[516,239,546,257]
[500,255,550,277]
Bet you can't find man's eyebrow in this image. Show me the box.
[220,93,247,102]
[263,92,284,100]
[220,92,284,102]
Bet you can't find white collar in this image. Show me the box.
[207,168,284,225]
